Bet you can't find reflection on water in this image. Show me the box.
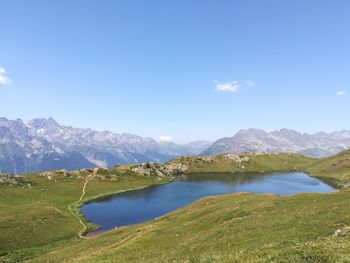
[82,172,334,236]
[177,173,265,185]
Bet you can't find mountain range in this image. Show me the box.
[0,117,211,174]
[1,117,350,174]
[204,128,350,157]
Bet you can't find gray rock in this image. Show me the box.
[335,229,342,237]
[0,117,212,174]
[204,128,350,158]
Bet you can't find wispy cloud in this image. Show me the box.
[159,135,174,142]
[245,80,256,87]
[215,79,256,93]
[0,67,12,86]
[336,91,346,96]
[216,81,239,93]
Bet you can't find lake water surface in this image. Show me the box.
[82,172,334,235]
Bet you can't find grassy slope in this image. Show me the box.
[0,169,171,262]
[25,152,350,263]
[29,190,350,263]
[173,153,314,174]
[1,152,350,262]
[304,149,350,187]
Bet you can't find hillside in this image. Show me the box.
[1,151,350,262]
[0,167,172,262]
[169,152,314,174]
[25,152,350,263]
[28,190,350,263]
[305,149,350,187]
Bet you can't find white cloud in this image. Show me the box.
[336,91,346,96]
[159,135,174,142]
[0,67,12,85]
[245,80,256,87]
[216,81,239,93]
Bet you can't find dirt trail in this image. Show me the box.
[79,173,95,202]
[68,169,98,239]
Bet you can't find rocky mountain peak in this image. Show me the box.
[26,117,60,130]
[0,117,211,174]
[234,128,268,139]
[204,128,350,158]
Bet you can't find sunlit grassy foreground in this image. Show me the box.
[0,168,171,262]
[1,151,350,262]
[31,189,350,263]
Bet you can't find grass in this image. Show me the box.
[0,169,172,262]
[27,189,350,262]
[1,152,350,262]
[304,149,350,187]
[172,153,315,174]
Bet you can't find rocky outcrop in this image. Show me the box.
[223,153,248,162]
[128,161,190,177]
[0,173,30,187]
[163,162,189,174]
[334,227,350,237]
[126,153,262,177]
[129,163,160,176]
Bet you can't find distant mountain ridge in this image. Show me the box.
[2,117,350,174]
[203,128,350,157]
[0,117,211,174]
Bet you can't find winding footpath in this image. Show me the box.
[68,170,97,239]
[79,174,95,202]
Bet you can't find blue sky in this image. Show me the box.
[0,0,349,142]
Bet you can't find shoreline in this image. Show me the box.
[76,170,341,238]
[69,176,174,238]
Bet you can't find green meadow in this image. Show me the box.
[1,151,350,262]
[0,169,171,262]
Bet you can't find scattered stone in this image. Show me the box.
[198,156,215,162]
[223,153,250,163]
[335,229,342,237]
[242,156,250,162]
[223,153,242,162]
[41,171,53,180]
[163,162,189,174]
[0,172,30,187]
[128,161,189,177]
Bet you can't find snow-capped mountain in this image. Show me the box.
[3,117,350,174]
[0,117,211,174]
[203,128,350,157]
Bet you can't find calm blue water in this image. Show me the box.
[82,172,334,235]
